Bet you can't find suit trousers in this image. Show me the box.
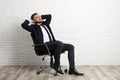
[45,40,75,69]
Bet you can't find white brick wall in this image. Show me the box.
[0,0,120,66]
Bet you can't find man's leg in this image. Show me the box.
[45,41,64,74]
[62,43,75,69]
[62,43,84,76]
[45,41,64,67]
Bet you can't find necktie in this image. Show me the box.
[41,25,53,42]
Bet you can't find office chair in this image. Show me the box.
[31,43,56,75]
[32,42,67,76]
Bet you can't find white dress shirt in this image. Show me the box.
[40,25,50,43]
[31,23,52,43]
[37,23,53,43]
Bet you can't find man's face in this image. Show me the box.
[32,14,42,23]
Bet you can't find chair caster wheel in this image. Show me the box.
[64,69,68,73]
[54,73,58,76]
[36,71,40,74]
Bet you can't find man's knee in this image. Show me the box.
[69,44,74,49]
[65,43,74,50]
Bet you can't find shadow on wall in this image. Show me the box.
[11,18,41,65]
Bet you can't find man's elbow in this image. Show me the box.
[48,14,52,18]
[21,20,29,28]
[48,14,52,19]
[21,23,25,29]
[47,14,52,22]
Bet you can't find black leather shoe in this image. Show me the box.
[69,68,84,76]
[53,65,64,74]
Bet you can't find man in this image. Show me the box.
[21,13,84,76]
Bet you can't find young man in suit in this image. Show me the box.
[21,13,84,76]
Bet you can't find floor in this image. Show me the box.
[0,65,120,80]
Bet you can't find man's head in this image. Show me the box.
[31,13,42,23]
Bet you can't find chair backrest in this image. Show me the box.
[34,45,49,56]
[30,35,49,56]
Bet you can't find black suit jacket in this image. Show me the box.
[21,14,56,45]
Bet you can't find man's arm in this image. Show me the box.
[41,14,52,26]
[21,20,33,32]
[41,14,56,41]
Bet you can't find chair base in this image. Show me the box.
[36,65,50,74]
[36,65,65,76]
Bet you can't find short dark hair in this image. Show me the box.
[31,13,38,20]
